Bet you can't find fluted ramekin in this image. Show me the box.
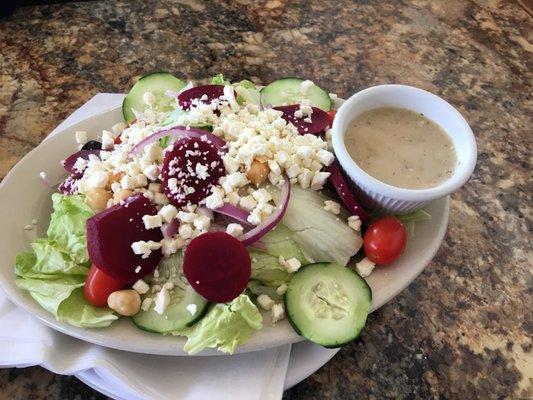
[332,85,477,214]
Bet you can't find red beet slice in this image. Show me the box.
[86,194,163,283]
[62,149,102,174]
[161,137,225,207]
[58,172,82,195]
[177,85,225,110]
[326,161,370,224]
[183,231,251,303]
[273,105,330,135]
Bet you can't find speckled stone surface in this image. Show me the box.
[0,0,531,399]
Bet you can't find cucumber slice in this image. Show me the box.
[132,285,209,333]
[132,252,209,333]
[284,262,372,348]
[260,77,332,111]
[122,72,186,123]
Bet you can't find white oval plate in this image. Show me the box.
[0,106,449,356]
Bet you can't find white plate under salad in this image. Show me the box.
[0,74,449,356]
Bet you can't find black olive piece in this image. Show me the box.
[82,140,102,150]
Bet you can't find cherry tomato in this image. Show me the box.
[327,110,336,126]
[363,216,407,265]
[84,264,125,307]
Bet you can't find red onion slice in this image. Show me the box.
[241,178,291,246]
[213,203,253,227]
[326,161,370,223]
[129,126,226,156]
[161,219,180,239]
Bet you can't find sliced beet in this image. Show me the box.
[274,105,330,135]
[161,137,225,207]
[62,149,101,174]
[86,194,163,283]
[177,85,225,110]
[326,161,370,224]
[183,231,251,303]
[58,172,82,195]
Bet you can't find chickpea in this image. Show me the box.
[108,171,124,185]
[107,289,141,316]
[113,189,134,203]
[246,159,270,186]
[85,188,112,213]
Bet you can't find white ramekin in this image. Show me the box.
[332,84,477,214]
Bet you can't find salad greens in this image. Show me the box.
[14,194,118,327]
[173,294,262,355]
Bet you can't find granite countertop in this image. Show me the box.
[0,0,531,398]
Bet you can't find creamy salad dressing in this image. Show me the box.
[345,107,456,189]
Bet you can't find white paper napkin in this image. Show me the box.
[0,94,292,400]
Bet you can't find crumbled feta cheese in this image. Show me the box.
[324,200,341,215]
[177,211,196,224]
[158,204,178,223]
[276,284,288,296]
[205,190,224,210]
[251,188,272,204]
[186,304,198,316]
[143,165,159,181]
[132,279,150,295]
[271,303,285,324]
[142,214,162,229]
[120,175,136,190]
[153,286,171,315]
[296,146,313,159]
[160,237,185,256]
[24,224,33,231]
[240,195,257,211]
[310,171,330,190]
[300,80,314,96]
[178,223,193,239]
[163,282,174,290]
[222,154,240,174]
[257,294,275,311]
[225,191,241,206]
[73,157,88,173]
[141,297,153,311]
[297,168,313,189]
[134,174,148,187]
[279,256,302,273]
[316,149,335,166]
[134,265,142,273]
[247,208,263,225]
[348,215,362,231]
[131,240,161,259]
[193,215,211,231]
[87,170,109,189]
[355,257,375,278]
[195,163,209,180]
[101,130,115,150]
[75,131,87,145]
[226,223,244,237]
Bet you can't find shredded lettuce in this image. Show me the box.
[249,224,306,288]
[211,74,260,105]
[211,73,231,85]
[173,294,262,354]
[14,194,117,327]
[396,209,431,223]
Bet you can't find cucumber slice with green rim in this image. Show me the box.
[122,72,186,123]
[284,262,372,348]
[132,252,209,333]
[260,77,332,111]
[132,285,209,333]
